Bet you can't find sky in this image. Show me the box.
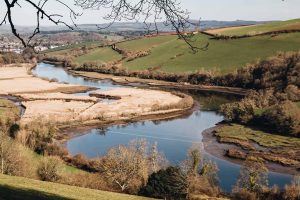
[1,0,299,26]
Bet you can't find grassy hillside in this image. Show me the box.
[74,47,122,64]
[209,18,300,36]
[0,174,153,200]
[71,32,300,74]
[47,19,300,74]
[123,33,300,73]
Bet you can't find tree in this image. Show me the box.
[180,145,220,198]
[200,160,219,188]
[139,166,188,200]
[99,139,150,193]
[1,0,198,50]
[233,159,268,194]
[149,141,168,174]
[37,156,62,182]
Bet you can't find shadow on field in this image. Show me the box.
[0,185,74,200]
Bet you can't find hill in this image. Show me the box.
[206,18,300,36]
[56,31,300,74]
[0,174,154,200]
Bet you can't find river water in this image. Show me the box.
[32,62,293,192]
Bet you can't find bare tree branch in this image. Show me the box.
[75,0,200,51]
[1,0,81,48]
[1,0,200,51]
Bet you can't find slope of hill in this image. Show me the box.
[69,32,300,74]
[207,18,300,36]
[0,174,154,200]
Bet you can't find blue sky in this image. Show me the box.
[1,0,299,26]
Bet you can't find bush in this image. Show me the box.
[43,143,68,157]
[286,85,300,101]
[232,189,257,200]
[37,156,62,182]
[283,184,300,200]
[220,98,256,124]
[187,175,220,197]
[60,172,111,191]
[20,121,57,154]
[260,101,300,136]
[0,52,26,64]
[139,166,188,200]
[0,132,30,177]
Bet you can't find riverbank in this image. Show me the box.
[69,70,250,96]
[202,124,300,175]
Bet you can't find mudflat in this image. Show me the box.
[1,64,193,125]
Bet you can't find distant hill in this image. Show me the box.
[0,20,267,35]
[206,18,300,36]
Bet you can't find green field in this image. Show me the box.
[48,19,300,74]
[121,33,300,73]
[75,47,122,65]
[212,18,300,36]
[0,174,153,200]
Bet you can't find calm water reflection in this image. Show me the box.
[35,63,293,192]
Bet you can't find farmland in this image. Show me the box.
[48,20,300,74]
[207,18,300,36]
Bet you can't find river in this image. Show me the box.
[32,62,293,192]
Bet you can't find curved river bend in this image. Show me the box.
[33,63,293,192]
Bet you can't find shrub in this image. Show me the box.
[233,159,268,195]
[37,156,62,182]
[220,98,256,124]
[60,172,111,191]
[232,189,257,200]
[99,140,150,193]
[21,121,57,154]
[139,166,188,200]
[187,175,220,197]
[0,52,26,64]
[43,143,68,157]
[0,132,29,177]
[285,85,300,101]
[283,184,300,200]
[260,101,300,136]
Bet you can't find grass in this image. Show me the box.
[215,124,300,149]
[296,101,300,108]
[213,18,300,36]
[116,35,177,52]
[215,124,300,166]
[121,32,300,73]
[48,19,300,74]
[74,47,122,65]
[0,174,154,200]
